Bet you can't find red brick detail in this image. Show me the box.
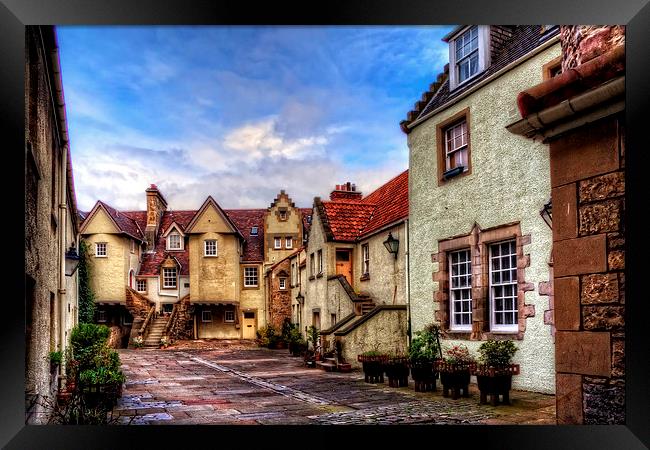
[523,304,535,318]
[579,172,625,203]
[549,118,619,188]
[581,274,618,304]
[538,281,552,296]
[516,234,532,247]
[579,200,622,236]
[608,250,625,271]
[556,373,584,424]
[553,235,607,277]
[552,183,578,240]
[556,331,611,377]
[554,277,580,331]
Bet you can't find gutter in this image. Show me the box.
[407,35,560,131]
[506,75,625,141]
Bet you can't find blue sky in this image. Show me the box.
[57,26,454,211]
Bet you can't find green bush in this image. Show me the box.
[68,323,125,389]
[409,323,441,363]
[306,325,320,350]
[77,240,96,324]
[257,325,280,348]
[49,351,63,366]
[477,340,518,367]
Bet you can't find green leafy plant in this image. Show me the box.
[408,324,441,363]
[132,336,144,348]
[256,325,280,348]
[360,350,388,357]
[477,340,518,367]
[77,240,96,324]
[159,336,170,347]
[49,351,63,366]
[306,325,320,351]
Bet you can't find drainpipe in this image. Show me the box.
[405,219,412,346]
[58,145,68,356]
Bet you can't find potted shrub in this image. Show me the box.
[159,336,170,349]
[471,340,520,406]
[357,350,388,383]
[131,335,144,349]
[408,324,442,392]
[384,353,410,387]
[303,325,321,367]
[49,351,63,374]
[434,344,476,399]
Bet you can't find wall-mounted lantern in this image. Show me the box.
[383,233,399,259]
[540,199,552,229]
[64,245,80,276]
[296,292,304,304]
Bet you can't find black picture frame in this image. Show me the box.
[3,0,649,448]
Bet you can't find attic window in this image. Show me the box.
[306,215,312,224]
[251,226,258,236]
[449,25,490,90]
[279,210,287,220]
[167,232,182,250]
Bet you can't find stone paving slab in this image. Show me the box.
[113,346,556,425]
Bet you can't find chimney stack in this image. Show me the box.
[145,184,168,251]
[329,181,363,201]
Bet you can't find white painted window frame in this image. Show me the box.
[224,310,235,323]
[317,249,323,274]
[204,239,218,257]
[163,267,177,289]
[362,243,370,276]
[95,242,107,257]
[244,266,258,287]
[274,237,282,249]
[285,237,293,249]
[448,25,491,91]
[251,226,258,236]
[167,232,182,250]
[136,279,147,292]
[489,240,519,332]
[444,119,469,172]
[279,277,287,290]
[449,248,473,331]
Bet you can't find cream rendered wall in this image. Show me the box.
[326,278,355,326]
[141,275,189,311]
[355,223,407,305]
[240,264,265,328]
[264,195,303,265]
[189,232,240,302]
[304,210,328,331]
[63,194,79,358]
[408,43,560,394]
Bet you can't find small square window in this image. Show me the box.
[362,244,370,276]
[95,242,107,257]
[279,277,287,290]
[168,232,182,250]
[224,310,235,323]
[274,237,282,249]
[202,310,212,322]
[204,239,218,256]
[136,279,147,292]
[251,226,258,236]
[122,313,133,326]
[279,210,287,220]
[285,237,293,249]
[317,250,323,274]
[97,310,107,322]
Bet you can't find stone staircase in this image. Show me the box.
[143,316,169,348]
[358,293,376,315]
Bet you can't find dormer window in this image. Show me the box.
[448,25,490,90]
[251,226,258,236]
[167,232,182,250]
[279,210,287,220]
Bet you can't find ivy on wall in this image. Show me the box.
[78,239,96,323]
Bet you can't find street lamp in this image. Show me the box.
[64,245,80,276]
[383,233,399,259]
[540,199,552,229]
[296,292,304,304]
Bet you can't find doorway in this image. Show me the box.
[335,249,353,285]
[242,311,256,339]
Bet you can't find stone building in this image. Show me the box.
[401,26,562,394]
[288,173,410,366]
[507,25,625,424]
[25,25,80,423]
[80,186,309,344]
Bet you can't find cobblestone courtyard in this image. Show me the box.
[114,342,556,425]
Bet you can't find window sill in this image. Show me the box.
[203,255,218,258]
[308,275,316,281]
[442,165,465,180]
[243,286,259,290]
[316,273,323,278]
[360,274,370,281]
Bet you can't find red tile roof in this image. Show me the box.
[97,201,145,241]
[224,209,267,263]
[360,169,409,238]
[316,170,409,242]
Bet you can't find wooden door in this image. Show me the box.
[335,249,353,285]
[242,312,256,339]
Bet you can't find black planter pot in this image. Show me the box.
[81,382,122,410]
[385,359,410,388]
[358,355,388,383]
[409,361,438,392]
[439,369,471,399]
[472,364,519,405]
